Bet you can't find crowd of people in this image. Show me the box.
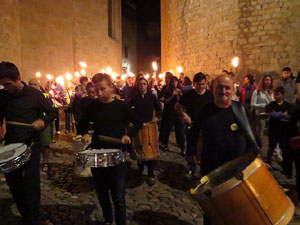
[0,61,300,225]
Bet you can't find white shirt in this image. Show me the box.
[251,89,274,115]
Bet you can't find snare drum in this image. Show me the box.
[0,143,31,173]
[77,149,125,168]
[131,121,159,161]
[190,154,294,225]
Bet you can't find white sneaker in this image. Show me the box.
[273,155,283,162]
[72,135,82,141]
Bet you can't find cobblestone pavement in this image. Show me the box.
[0,132,300,225]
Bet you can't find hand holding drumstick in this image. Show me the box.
[5,119,45,131]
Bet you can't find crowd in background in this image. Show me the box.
[5,66,300,213]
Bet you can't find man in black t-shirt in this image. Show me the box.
[266,86,294,176]
[0,62,58,225]
[175,72,214,179]
[176,72,214,124]
[80,73,142,225]
[188,75,259,225]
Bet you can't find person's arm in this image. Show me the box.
[294,80,298,102]
[79,101,95,144]
[175,96,191,125]
[165,92,176,104]
[153,95,162,119]
[37,92,58,122]
[251,91,265,109]
[186,110,202,155]
[124,103,143,140]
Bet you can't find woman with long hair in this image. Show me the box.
[240,74,256,110]
[251,75,274,147]
[130,78,162,186]
[159,75,185,155]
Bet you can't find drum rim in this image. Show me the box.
[0,146,31,173]
[0,143,27,163]
[275,198,295,225]
[195,154,260,198]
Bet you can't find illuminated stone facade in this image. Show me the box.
[0,0,122,83]
[161,0,300,79]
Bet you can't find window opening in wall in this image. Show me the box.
[108,0,115,39]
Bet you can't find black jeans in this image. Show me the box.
[54,108,59,132]
[294,149,300,201]
[138,160,155,176]
[91,163,127,225]
[160,115,185,152]
[65,110,71,131]
[5,143,41,225]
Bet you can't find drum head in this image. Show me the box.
[201,154,256,189]
[0,143,27,163]
[78,149,121,154]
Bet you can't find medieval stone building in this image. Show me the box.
[0,0,122,83]
[161,0,300,80]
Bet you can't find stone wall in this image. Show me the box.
[161,0,300,80]
[0,0,122,84]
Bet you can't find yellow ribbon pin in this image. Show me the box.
[231,123,238,131]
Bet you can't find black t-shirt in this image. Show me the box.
[162,89,180,117]
[70,96,93,122]
[188,102,257,176]
[130,93,162,123]
[179,89,214,121]
[0,84,58,145]
[78,99,142,149]
[266,101,294,135]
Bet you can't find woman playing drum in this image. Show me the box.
[130,77,162,186]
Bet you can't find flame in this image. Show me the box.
[111,72,117,80]
[152,62,158,71]
[177,66,183,74]
[65,73,72,81]
[145,74,149,79]
[46,74,53,80]
[106,67,112,74]
[232,57,239,68]
[79,62,87,68]
[75,72,80,77]
[81,69,86,75]
[36,72,41,78]
[56,76,65,86]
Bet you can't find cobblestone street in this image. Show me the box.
[0,132,300,225]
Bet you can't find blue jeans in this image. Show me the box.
[91,163,127,225]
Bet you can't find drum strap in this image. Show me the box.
[231,101,259,150]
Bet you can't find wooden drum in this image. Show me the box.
[190,154,294,225]
[130,121,159,161]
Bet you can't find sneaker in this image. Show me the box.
[146,175,156,186]
[273,155,283,163]
[42,163,49,172]
[72,135,82,141]
[184,170,194,182]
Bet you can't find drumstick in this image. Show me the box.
[98,135,123,144]
[6,121,34,127]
